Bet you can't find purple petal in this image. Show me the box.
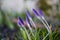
[18,17,24,25]
[37,9,44,17]
[25,10,31,18]
[17,21,21,26]
[26,17,29,23]
[32,9,39,16]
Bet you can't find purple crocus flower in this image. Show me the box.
[25,10,32,19]
[17,17,31,40]
[26,17,32,27]
[33,9,51,33]
[33,9,39,16]
[26,17,34,36]
[25,10,36,28]
[17,17,24,26]
[32,9,44,19]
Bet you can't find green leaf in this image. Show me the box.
[20,28,27,40]
[0,11,3,24]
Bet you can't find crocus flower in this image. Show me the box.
[32,9,51,33]
[33,9,39,16]
[33,9,44,19]
[26,16,32,27]
[37,9,51,32]
[17,16,31,40]
[25,10,36,28]
[17,16,24,26]
[25,10,32,19]
[26,17,34,36]
[33,9,52,40]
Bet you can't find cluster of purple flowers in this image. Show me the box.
[17,9,44,28]
[17,8,52,40]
